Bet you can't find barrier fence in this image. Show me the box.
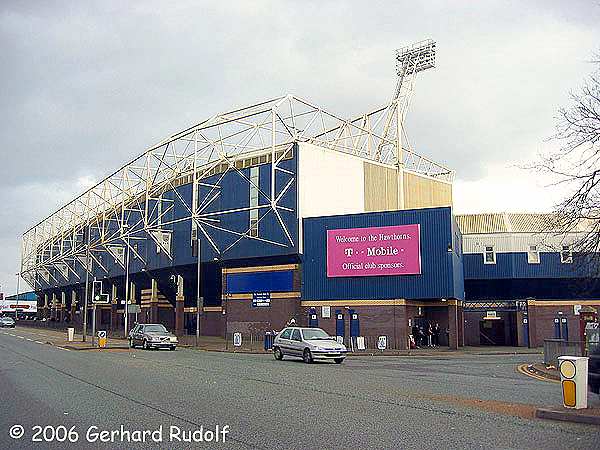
[543,339,585,367]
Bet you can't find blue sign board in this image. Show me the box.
[252,292,271,308]
[252,292,271,307]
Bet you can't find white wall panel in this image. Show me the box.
[462,233,584,254]
[297,142,365,252]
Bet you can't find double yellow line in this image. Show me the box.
[517,364,559,383]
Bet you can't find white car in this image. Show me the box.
[273,327,347,364]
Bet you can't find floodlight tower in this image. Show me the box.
[381,39,436,208]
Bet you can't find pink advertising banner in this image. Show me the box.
[326,224,421,277]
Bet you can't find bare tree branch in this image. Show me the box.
[533,51,600,275]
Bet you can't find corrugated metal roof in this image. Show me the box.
[456,213,592,234]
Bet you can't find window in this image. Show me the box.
[279,328,292,339]
[249,166,259,237]
[561,245,573,264]
[484,246,496,264]
[527,245,540,264]
[302,328,329,340]
[291,329,301,341]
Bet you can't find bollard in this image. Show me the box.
[558,356,589,409]
[97,330,107,349]
[264,332,273,351]
[67,327,75,342]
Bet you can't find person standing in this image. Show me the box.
[426,323,433,347]
[433,322,441,347]
[411,324,420,349]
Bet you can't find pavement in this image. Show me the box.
[10,325,544,356]
[1,326,599,449]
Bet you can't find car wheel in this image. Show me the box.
[143,339,149,350]
[169,346,176,351]
[273,347,283,360]
[303,348,313,364]
[334,358,344,364]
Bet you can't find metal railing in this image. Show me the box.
[543,339,585,367]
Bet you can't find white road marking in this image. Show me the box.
[35,341,44,344]
[56,347,71,352]
[26,338,33,341]
[17,336,25,339]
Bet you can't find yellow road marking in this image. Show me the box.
[517,364,559,383]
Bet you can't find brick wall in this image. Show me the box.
[528,303,600,347]
[226,296,300,334]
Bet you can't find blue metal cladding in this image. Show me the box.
[463,252,592,280]
[44,152,299,290]
[302,207,464,300]
[4,292,37,301]
[464,277,600,300]
[450,214,465,299]
[226,271,294,294]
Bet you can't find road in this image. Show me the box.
[0,327,598,450]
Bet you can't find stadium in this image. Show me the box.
[19,41,600,349]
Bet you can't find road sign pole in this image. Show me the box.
[92,304,96,347]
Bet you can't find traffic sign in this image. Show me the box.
[233,332,242,347]
[252,292,271,307]
[357,336,366,350]
[125,304,141,314]
[377,335,387,350]
[97,330,107,348]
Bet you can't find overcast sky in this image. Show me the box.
[1,1,599,295]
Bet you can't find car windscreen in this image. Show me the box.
[302,329,330,340]
[144,325,167,333]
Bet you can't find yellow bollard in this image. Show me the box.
[97,330,107,349]
[558,356,589,409]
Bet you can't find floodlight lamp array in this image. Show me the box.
[395,39,436,76]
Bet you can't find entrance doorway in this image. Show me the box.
[479,319,505,345]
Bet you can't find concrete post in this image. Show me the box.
[458,303,464,347]
[175,274,185,337]
[111,283,118,333]
[70,290,77,325]
[43,293,49,320]
[448,302,459,350]
[60,291,66,322]
[129,281,137,326]
[150,279,159,323]
[51,293,57,320]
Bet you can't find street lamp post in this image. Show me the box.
[196,238,202,347]
[83,225,91,342]
[124,236,131,338]
[15,273,20,321]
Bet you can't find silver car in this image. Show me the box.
[128,323,178,350]
[0,317,16,328]
[273,327,347,364]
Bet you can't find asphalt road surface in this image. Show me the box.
[1,327,598,450]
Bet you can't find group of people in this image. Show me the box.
[410,322,442,349]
